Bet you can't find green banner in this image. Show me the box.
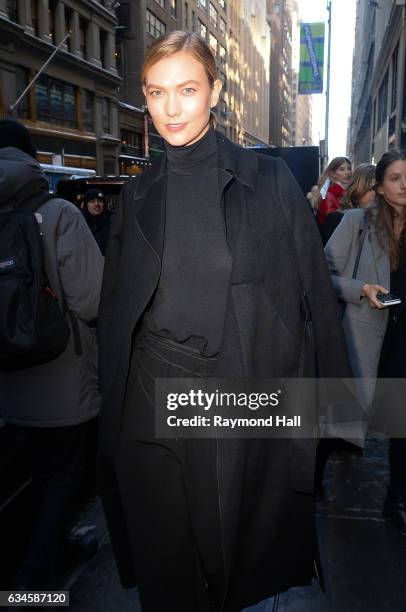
[299,22,325,94]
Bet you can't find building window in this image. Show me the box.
[209,33,217,57]
[115,40,123,75]
[198,19,207,39]
[146,10,166,38]
[170,0,177,18]
[209,3,217,27]
[65,6,73,52]
[48,0,56,43]
[6,0,18,22]
[15,66,30,119]
[82,90,94,132]
[218,0,225,9]
[192,10,196,31]
[121,129,143,155]
[31,0,38,34]
[35,75,77,128]
[102,98,111,133]
[184,2,188,28]
[219,44,226,67]
[389,114,396,141]
[391,44,399,113]
[154,0,165,8]
[378,72,388,130]
[100,29,107,68]
[220,97,227,114]
[197,0,206,10]
[221,72,227,91]
[79,18,88,58]
[219,17,226,37]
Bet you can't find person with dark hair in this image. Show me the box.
[97,32,352,612]
[0,119,104,588]
[325,149,406,535]
[82,189,111,256]
[316,156,352,225]
[320,163,376,246]
[0,118,37,158]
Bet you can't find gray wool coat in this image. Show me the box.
[0,147,104,427]
[325,207,390,412]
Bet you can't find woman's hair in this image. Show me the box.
[317,157,351,189]
[341,163,375,210]
[314,156,351,205]
[141,31,218,127]
[373,149,406,270]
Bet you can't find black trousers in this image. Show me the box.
[114,329,225,612]
[388,438,406,499]
[9,420,92,588]
[377,312,406,500]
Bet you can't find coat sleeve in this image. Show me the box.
[273,158,352,379]
[316,196,329,225]
[317,190,340,225]
[97,179,131,393]
[56,202,104,322]
[324,212,365,306]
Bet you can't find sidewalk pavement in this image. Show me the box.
[67,438,406,612]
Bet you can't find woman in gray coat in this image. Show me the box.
[325,149,406,535]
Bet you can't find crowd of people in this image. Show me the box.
[0,28,405,612]
[316,150,406,535]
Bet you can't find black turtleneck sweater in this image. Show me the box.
[149,127,232,356]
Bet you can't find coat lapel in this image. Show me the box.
[133,157,166,264]
[368,216,390,288]
[217,134,260,283]
[371,233,390,288]
[130,133,260,281]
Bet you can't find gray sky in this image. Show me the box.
[297,0,356,159]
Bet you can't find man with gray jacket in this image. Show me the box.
[0,120,104,589]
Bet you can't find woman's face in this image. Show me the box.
[377,160,406,211]
[358,185,376,208]
[331,162,352,185]
[143,51,222,147]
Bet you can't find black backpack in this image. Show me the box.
[0,191,72,371]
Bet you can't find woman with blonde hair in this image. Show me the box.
[325,149,406,536]
[97,31,351,611]
[320,163,376,246]
[316,156,352,225]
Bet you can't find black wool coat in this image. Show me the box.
[97,132,352,609]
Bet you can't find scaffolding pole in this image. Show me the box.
[9,33,71,114]
[324,0,332,169]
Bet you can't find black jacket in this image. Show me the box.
[82,208,111,256]
[97,133,352,608]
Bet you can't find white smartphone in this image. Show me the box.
[376,292,402,307]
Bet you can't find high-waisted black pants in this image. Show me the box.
[114,328,225,612]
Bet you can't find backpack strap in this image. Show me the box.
[16,190,84,357]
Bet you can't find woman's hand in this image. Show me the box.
[361,284,389,309]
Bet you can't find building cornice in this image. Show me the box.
[25,123,97,142]
[66,0,118,26]
[14,30,122,87]
[0,15,25,41]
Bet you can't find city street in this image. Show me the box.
[1,2,406,611]
[64,438,406,612]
